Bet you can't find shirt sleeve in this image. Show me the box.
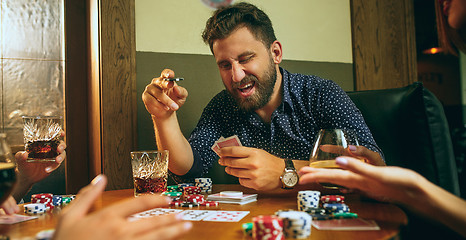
[173,91,231,181]
[313,79,385,161]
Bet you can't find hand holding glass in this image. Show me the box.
[22,116,62,162]
[309,129,359,189]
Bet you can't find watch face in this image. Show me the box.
[283,172,298,187]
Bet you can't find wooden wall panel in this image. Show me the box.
[350,0,418,90]
[98,0,137,190]
[64,0,91,193]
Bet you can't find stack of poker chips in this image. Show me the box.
[242,222,253,237]
[183,186,201,195]
[178,183,194,193]
[275,210,312,239]
[195,178,212,194]
[24,203,47,215]
[297,190,320,211]
[185,194,205,204]
[52,195,62,207]
[61,196,72,207]
[322,203,350,214]
[252,215,284,240]
[162,191,182,200]
[304,207,331,220]
[167,185,180,192]
[321,195,345,204]
[31,193,54,211]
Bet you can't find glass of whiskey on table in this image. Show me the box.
[131,150,169,196]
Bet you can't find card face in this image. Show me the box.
[180,210,216,221]
[0,214,38,224]
[312,218,380,231]
[128,208,183,221]
[202,210,250,222]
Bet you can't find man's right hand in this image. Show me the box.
[142,69,188,120]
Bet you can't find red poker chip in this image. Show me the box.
[200,201,218,207]
[321,195,345,203]
[169,200,184,207]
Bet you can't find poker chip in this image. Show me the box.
[310,214,334,220]
[242,222,253,236]
[31,193,54,210]
[321,195,345,203]
[52,195,63,206]
[304,207,326,215]
[36,229,55,240]
[252,215,284,240]
[322,203,350,213]
[183,186,201,195]
[167,185,180,192]
[275,210,312,239]
[62,197,72,207]
[181,202,199,208]
[185,194,205,203]
[297,190,320,211]
[195,178,212,194]
[332,212,358,219]
[200,201,218,207]
[162,191,182,197]
[169,200,185,207]
[24,203,47,215]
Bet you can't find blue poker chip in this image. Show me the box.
[322,203,350,213]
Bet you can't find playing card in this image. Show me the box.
[312,218,380,230]
[216,135,242,148]
[180,210,216,221]
[0,214,38,224]
[202,210,249,222]
[128,208,183,221]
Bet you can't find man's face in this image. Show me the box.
[212,27,278,111]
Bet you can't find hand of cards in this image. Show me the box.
[211,135,242,156]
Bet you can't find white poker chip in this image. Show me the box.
[220,191,243,197]
[36,229,55,240]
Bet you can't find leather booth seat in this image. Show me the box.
[347,82,460,196]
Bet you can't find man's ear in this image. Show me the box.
[270,40,283,64]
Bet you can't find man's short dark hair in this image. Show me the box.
[202,2,277,53]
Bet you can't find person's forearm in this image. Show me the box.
[409,178,466,237]
[12,170,33,202]
[152,115,194,175]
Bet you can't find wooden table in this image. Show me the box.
[0,185,407,240]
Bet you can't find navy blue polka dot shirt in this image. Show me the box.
[182,67,383,178]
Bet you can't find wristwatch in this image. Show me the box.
[280,159,299,189]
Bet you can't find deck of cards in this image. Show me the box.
[211,135,242,156]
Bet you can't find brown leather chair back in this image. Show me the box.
[347,82,460,195]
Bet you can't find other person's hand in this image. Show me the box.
[0,196,19,215]
[53,175,192,240]
[299,156,424,204]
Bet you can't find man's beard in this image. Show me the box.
[228,60,277,111]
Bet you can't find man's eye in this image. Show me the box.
[219,63,231,70]
[239,56,253,64]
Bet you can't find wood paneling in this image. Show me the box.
[92,0,137,190]
[350,0,418,90]
[64,0,91,193]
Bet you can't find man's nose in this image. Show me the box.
[231,62,246,83]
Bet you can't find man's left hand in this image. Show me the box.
[218,146,284,191]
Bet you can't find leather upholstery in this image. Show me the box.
[347,82,460,196]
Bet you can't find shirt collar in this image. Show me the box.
[280,67,294,114]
